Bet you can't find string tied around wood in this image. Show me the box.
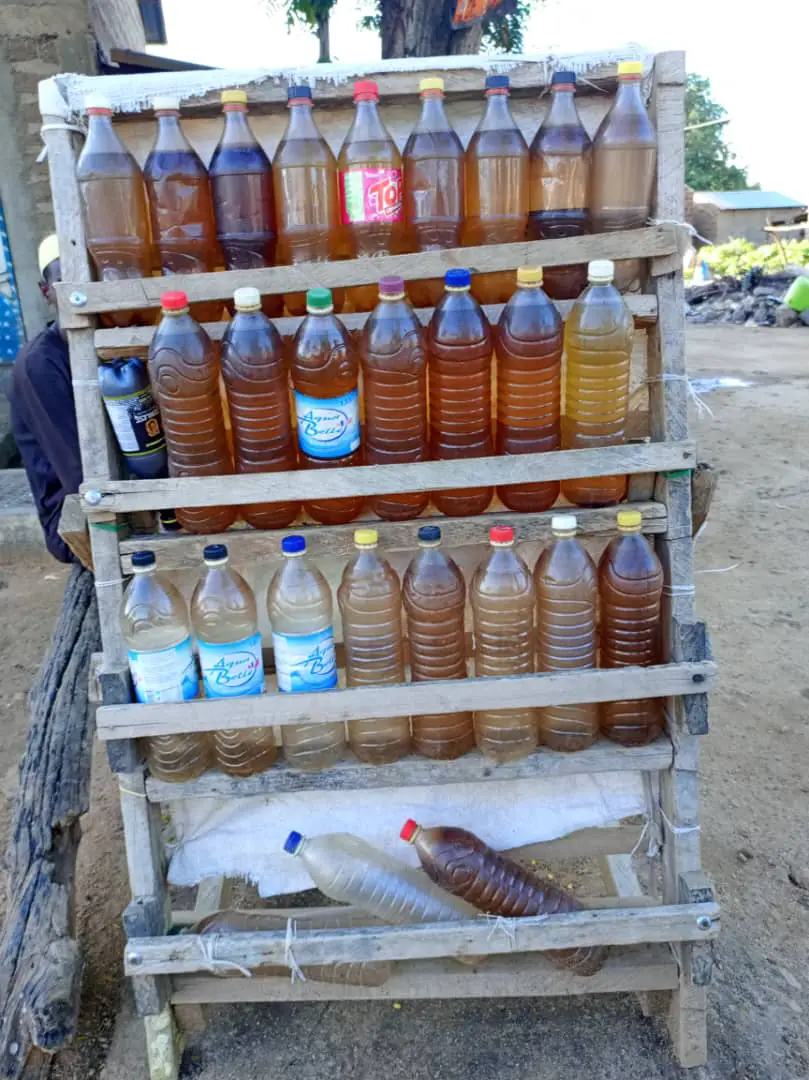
[284,918,307,983]
[195,934,252,979]
[484,913,527,951]
[645,373,714,419]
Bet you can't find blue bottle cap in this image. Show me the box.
[485,74,510,91]
[131,550,156,569]
[445,268,471,289]
[551,70,577,86]
[284,830,304,855]
[282,535,306,555]
[417,525,442,544]
[288,84,312,101]
[203,543,228,563]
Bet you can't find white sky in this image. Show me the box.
[150,0,806,202]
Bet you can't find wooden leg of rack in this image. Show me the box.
[143,1006,182,1080]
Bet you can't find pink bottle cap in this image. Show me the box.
[490,525,515,544]
[160,290,188,311]
[400,819,420,843]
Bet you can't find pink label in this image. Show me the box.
[340,168,403,224]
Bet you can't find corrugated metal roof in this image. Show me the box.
[693,190,807,211]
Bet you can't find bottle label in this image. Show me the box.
[128,637,200,704]
[197,631,265,698]
[294,388,361,459]
[340,168,403,224]
[102,387,166,459]
[272,628,338,693]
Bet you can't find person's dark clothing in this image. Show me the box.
[8,323,81,562]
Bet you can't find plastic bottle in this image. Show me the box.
[427,268,493,517]
[495,266,562,513]
[464,75,529,305]
[591,61,657,292]
[528,71,592,299]
[291,287,364,525]
[190,543,275,777]
[120,550,210,781]
[98,357,167,480]
[220,286,298,530]
[470,526,537,763]
[534,514,598,751]
[284,831,478,924]
[361,275,428,520]
[401,821,606,975]
[76,94,153,328]
[148,290,237,534]
[143,96,222,322]
[338,529,410,764]
[402,525,474,760]
[403,77,465,308]
[599,509,664,746]
[209,89,281,318]
[338,80,407,312]
[266,535,344,770]
[273,84,345,317]
[561,260,634,507]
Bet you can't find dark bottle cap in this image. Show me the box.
[282,535,306,555]
[417,525,442,544]
[444,268,471,289]
[283,830,304,854]
[288,84,312,101]
[131,550,156,569]
[552,70,577,86]
[485,74,510,91]
[203,543,228,563]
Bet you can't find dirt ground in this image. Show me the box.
[1,325,808,1080]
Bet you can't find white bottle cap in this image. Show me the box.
[85,92,113,111]
[233,286,261,311]
[588,259,615,284]
[152,95,181,112]
[551,514,578,534]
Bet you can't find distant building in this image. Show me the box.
[691,190,808,247]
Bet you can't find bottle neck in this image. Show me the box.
[351,98,388,141]
[222,106,255,145]
[546,87,580,126]
[132,565,156,576]
[480,91,515,131]
[286,100,321,139]
[618,526,642,536]
[415,93,450,132]
[154,111,192,152]
[614,77,646,114]
[86,111,121,152]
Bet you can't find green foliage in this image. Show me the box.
[278,0,337,31]
[685,238,809,280]
[482,0,533,53]
[685,74,756,192]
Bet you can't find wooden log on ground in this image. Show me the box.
[691,463,718,537]
[0,566,99,1080]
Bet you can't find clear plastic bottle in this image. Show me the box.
[402,525,474,760]
[338,528,410,764]
[266,535,344,770]
[209,89,281,318]
[143,97,222,322]
[338,80,408,312]
[599,509,664,746]
[428,268,493,517]
[495,266,563,513]
[562,259,634,508]
[528,71,592,300]
[401,820,606,975]
[76,93,153,328]
[284,830,478,924]
[470,526,537,763]
[291,287,364,525]
[273,84,345,317]
[403,77,465,308]
[148,290,236,533]
[591,61,657,292]
[220,286,298,530]
[120,550,209,781]
[190,543,275,777]
[361,275,428,520]
[464,75,529,305]
[534,514,598,751]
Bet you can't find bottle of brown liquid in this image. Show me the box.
[402,525,474,760]
[591,61,657,292]
[496,266,562,513]
[361,275,429,521]
[464,75,529,305]
[143,97,222,323]
[528,71,592,299]
[599,509,664,745]
[401,820,606,975]
[148,291,236,533]
[428,268,493,517]
[404,76,465,308]
[534,514,598,751]
[220,287,298,529]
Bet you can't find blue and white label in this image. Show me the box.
[294,388,361,460]
[272,627,338,693]
[198,631,265,698]
[128,637,199,704]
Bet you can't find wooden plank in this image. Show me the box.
[601,854,643,900]
[57,226,679,324]
[117,501,668,572]
[170,945,679,1004]
[511,826,644,863]
[82,441,696,514]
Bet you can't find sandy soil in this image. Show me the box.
[1,325,808,1080]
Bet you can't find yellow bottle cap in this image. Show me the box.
[618,61,643,77]
[517,266,543,286]
[420,77,445,93]
[221,88,248,105]
[617,509,643,530]
[354,528,379,547]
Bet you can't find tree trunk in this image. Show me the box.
[316,12,331,63]
[380,0,484,58]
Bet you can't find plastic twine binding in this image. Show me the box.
[196,934,252,979]
[284,918,307,983]
[645,373,714,419]
[484,913,523,950]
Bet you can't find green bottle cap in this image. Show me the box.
[306,287,333,312]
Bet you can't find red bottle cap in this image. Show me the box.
[160,290,189,311]
[400,819,420,843]
[490,525,514,544]
[354,79,379,102]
